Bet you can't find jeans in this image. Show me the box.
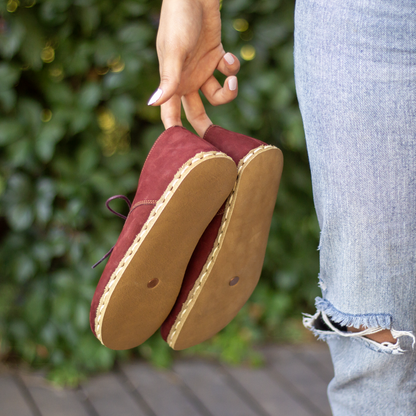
[294,0,416,414]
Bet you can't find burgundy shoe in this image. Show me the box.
[161,126,283,350]
[90,126,237,350]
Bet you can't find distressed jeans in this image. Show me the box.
[294,0,416,414]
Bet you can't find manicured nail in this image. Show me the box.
[148,88,163,105]
[228,77,237,91]
[224,53,235,65]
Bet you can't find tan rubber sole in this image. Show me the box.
[167,146,283,350]
[96,152,237,350]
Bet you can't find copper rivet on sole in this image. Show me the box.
[229,276,240,286]
[147,278,160,289]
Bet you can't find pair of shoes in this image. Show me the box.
[90,125,283,350]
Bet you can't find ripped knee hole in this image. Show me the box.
[347,326,395,344]
[303,310,415,354]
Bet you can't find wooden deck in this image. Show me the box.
[0,343,333,416]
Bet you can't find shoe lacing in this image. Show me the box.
[92,195,131,269]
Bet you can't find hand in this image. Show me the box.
[149,0,240,136]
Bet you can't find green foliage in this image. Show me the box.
[0,0,319,384]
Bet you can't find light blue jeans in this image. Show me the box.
[294,0,416,414]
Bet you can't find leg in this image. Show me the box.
[348,326,395,344]
[295,0,416,413]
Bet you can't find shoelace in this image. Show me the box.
[92,195,131,269]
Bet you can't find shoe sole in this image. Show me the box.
[95,151,237,350]
[166,146,283,350]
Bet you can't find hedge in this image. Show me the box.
[0,0,319,385]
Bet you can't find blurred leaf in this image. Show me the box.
[225,0,253,14]
[18,98,43,134]
[78,82,102,109]
[76,141,100,174]
[0,19,26,58]
[18,14,44,69]
[39,0,71,23]
[79,6,101,36]
[36,178,56,223]
[0,89,17,112]
[13,253,36,283]
[121,1,149,17]
[43,82,74,106]
[69,109,92,134]
[35,121,66,162]
[0,63,21,91]
[117,22,153,45]
[4,173,35,230]
[94,34,118,66]
[0,120,24,145]
[48,363,86,388]
[5,137,34,167]
[108,94,135,126]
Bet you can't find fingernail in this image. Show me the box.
[228,77,237,91]
[148,88,163,105]
[224,53,235,65]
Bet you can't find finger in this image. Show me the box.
[216,52,240,77]
[182,92,212,137]
[161,94,183,129]
[148,44,186,106]
[200,75,238,106]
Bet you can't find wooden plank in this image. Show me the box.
[21,374,89,416]
[2,344,334,416]
[121,362,205,416]
[173,360,259,416]
[293,345,334,384]
[0,374,34,416]
[263,346,331,416]
[224,364,315,416]
[82,372,148,416]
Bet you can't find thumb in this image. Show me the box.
[148,48,185,106]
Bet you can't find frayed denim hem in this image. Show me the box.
[303,299,416,355]
[315,297,392,329]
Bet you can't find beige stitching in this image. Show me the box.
[94,150,231,344]
[129,200,157,214]
[167,145,274,347]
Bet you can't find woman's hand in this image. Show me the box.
[149,0,240,136]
